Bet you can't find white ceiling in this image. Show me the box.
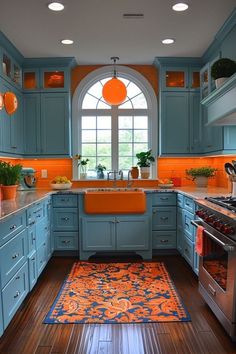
[0,0,235,65]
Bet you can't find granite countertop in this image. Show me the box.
[0,186,231,221]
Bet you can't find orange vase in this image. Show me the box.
[1,185,18,200]
[131,166,139,179]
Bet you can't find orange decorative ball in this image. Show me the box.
[4,92,18,115]
[102,78,127,105]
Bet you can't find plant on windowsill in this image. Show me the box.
[96,164,106,179]
[136,149,155,179]
[0,161,22,199]
[211,58,236,89]
[186,166,217,188]
[74,154,89,179]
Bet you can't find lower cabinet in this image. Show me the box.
[80,215,151,260]
[28,251,37,291]
[2,262,29,328]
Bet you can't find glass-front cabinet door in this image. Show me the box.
[200,63,209,99]
[189,68,200,90]
[41,68,68,91]
[161,67,188,90]
[23,69,40,90]
[1,51,22,88]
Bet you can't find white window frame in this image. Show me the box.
[72,65,158,180]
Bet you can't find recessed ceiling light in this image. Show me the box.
[172,2,189,12]
[61,39,74,45]
[48,2,64,11]
[162,38,175,44]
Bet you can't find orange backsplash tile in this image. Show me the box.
[0,155,235,189]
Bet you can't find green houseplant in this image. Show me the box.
[186,166,217,187]
[0,161,22,199]
[211,58,236,88]
[96,164,106,179]
[136,149,155,179]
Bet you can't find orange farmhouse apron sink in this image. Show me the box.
[84,188,146,214]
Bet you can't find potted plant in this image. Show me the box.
[211,58,236,88]
[186,166,217,188]
[136,149,155,179]
[74,154,89,179]
[0,161,22,199]
[95,164,106,179]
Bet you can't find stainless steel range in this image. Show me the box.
[193,197,236,341]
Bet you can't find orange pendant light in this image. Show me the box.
[102,57,127,106]
[3,92,18,115]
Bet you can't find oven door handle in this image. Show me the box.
[191,219,236,252]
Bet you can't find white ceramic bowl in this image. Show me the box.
[51,182,72,190]
[158,183,174,189]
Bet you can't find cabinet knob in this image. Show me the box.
[62,240,70,244]
[160,197,168,201]
[160,216,168,221]
[14,291,20,298]
[61,217,69,221]
[12,253,19,259]
[31,258,35,261]
[15,275,20,280]
[160,239,168,243]
[10,224,17,230]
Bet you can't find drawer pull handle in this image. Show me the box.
[10,224,17,230]
[15,276,20,280]
[36,214,41,218]
[14,291,20,298]
[161,239,168,243]
[152,210,157,214]
[33,237,36,241]
[185,223,189,228]
[34,209,42,214]
[160,197,168,201]
[161,216,168,221]
[208,284,216,296]
[61,217,69,221]
[12,253,19,259]
[62,240,71,244]
[31,258,35,261]
[29,221,35,226]
[116,220,120,223]
[186,202,190,206]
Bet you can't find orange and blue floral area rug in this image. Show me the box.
[44,262,190,324]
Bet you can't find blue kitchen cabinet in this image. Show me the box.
[201,106,223,153]
[52,208,78,232]
[182,195,197,270]
[159,65,200,92]
[28,251,37,291]
[24,92,71,156]
[152,206,176,230]
[23,67,69,92]
[177,205,184,254]
[0,47,22,89]
[0,80,24,155]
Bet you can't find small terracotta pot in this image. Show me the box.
[131,167,139,179]
[1,185,18,200]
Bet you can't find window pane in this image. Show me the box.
[118,77,129,87]
[97,144,111,155]
[119,99,132,108]
[88,81,103,98]
[119,130,132,142]
[131,93,147,108]
[97,99,110,109]
[134,116,148,129]
[97,116,111,129]
[86,157,96,170]
[97,130,111,142]
[119,143,132,156]
[119,116,132,129]
[127,82,141,98]
[82,116,96,129]
[134,143,148,155]
[100,77,112,85]
[97,157,111,170]
[82,144,96,156]
[119,157,133,170]
[134,130,148,142]
[82,94,98,109]
[82,130,96,142]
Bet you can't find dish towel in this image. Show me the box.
[195,225,205,256]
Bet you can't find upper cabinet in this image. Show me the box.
[200,54,220,100]
[23,67,69,92]
[0,48,22,89]
[160,65,200,92]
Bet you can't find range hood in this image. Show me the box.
[202,73,236,126]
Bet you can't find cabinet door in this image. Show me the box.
[24,93,41,155]
[189,92,201,153]
[116,216,150,250]
[37,242,47,276]
[40,93,70,155]
[152,206,176,230]
[81,217,116,251]
[40,68,69,91]
[23,69,40,91]
[202,106,223,153]
[161,67,188,91]
[28,251,37,291]
[161,92,189,154]
[223,127,236,150]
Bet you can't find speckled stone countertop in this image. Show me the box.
[0,186,232,220]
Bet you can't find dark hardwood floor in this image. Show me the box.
[1,255,236,354]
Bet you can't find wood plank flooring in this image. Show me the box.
[1,255,236,354]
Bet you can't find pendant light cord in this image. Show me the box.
[111,56,119,78]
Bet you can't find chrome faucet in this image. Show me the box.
[118,170,123,180]
[107,169,123,187]
[127,170,133,188]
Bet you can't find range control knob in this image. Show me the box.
[224,226,235,235]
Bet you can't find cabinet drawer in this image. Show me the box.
[0,229,28,288]
[53,208,78,231]
[152,207,176,230]
[37,242,47,277]
[54,232,78,250]
[35,218,49,248]
[182,236,194,267]
[0,211,26,247]
[52,194,78,208]
[177,193,184,208]
[183,196,195,213]
[28,251,37,291]
[27,201,45,226]
[152,193,176,206]
[2,262,29,329]
[152,231,176,249]
[183,209,195,241]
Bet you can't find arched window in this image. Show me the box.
[72,66,157,179]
